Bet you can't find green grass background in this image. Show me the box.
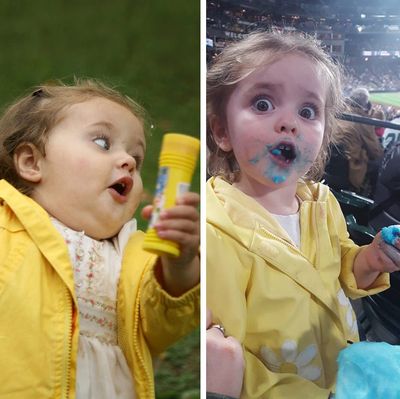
[0,1,200,398]
[370,92,400,108]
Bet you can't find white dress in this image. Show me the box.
[51,218,136,399]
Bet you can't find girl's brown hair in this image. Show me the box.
[0,78,148,195]
[207,29,345,182]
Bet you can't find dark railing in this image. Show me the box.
[338,113,400,130]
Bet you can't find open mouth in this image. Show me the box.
[270,142,297,165]
[108,176,133,202]
[111,182,127,195]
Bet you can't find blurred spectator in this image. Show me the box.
[370,141,400,232]
[324,88,383,196]
[382,117,400,150]
[370,106,386,139]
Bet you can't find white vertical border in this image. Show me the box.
[200,0,207,398]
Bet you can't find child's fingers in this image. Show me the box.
[176,192,200,207]
[156,218,198,234]
[377,242,400,272]
[380,241,400,268]
[156,229,199,247]
[160,203,200,222]
[141,205,153,220]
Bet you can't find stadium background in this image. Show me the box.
[0,1,199,398]
[207,0,400,119]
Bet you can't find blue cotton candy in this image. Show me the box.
[336,341,400,399]
[381,225,400,247]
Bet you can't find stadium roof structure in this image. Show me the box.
[215,0,400,20]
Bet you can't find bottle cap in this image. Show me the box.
[161,133,200,158]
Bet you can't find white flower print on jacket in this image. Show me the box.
[337,288,358,336]
[260,340,321,381]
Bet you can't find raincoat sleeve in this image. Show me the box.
[207,223,332,399]
[327,191,390,299]
[139,265,200,354]
[119,231,200,356]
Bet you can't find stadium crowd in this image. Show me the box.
[207,0,400,116]
[207,0,400,197]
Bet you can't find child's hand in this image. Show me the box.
[380,225,400,262]
[353,225,400,289]
[206,309,244,398]
[368,226,400,273]
[142,192,200,296]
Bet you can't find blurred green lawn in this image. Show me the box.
[0,1,200,397]
[370,92,400,108]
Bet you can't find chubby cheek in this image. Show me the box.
[128,175,143,213]
[301,133,323,164]
[44,153,90,186]
[54,154,91,176]
[230,129,259,159]
[73,156,94,172]
[235,140,261,165]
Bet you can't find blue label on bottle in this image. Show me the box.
[149,167,168,227]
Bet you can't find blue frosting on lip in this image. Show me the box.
[272,175,286,184]
[271,148,281,156]
[381,225,400,246]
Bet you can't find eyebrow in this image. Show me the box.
[88,121,115,130]
[303,89,325,105]
[248,83,325,105]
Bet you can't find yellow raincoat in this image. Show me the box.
[0,179,199,399]
[207,176,388,398]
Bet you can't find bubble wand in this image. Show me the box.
[143,133,200,257]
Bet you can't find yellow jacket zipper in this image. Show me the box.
[133,270,153,398]
[61,287,73,399]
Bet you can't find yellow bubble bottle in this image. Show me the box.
[143,133,200,256]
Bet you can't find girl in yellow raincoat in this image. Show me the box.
[0,79,200,399]
[206,30,400,399]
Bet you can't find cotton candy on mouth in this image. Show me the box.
[270,142,297,164]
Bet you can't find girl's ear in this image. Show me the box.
[209,114,232,152]
[13,143,43,183]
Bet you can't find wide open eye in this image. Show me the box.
[93,136,110,150]
[254,97,273,112]
[299,105,317,120]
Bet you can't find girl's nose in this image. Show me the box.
[275,112,297,135]
[118,154,135,173]
[279,123,297,134]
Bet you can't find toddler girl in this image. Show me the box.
[206,30,399,398]
[0,79,200,399]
